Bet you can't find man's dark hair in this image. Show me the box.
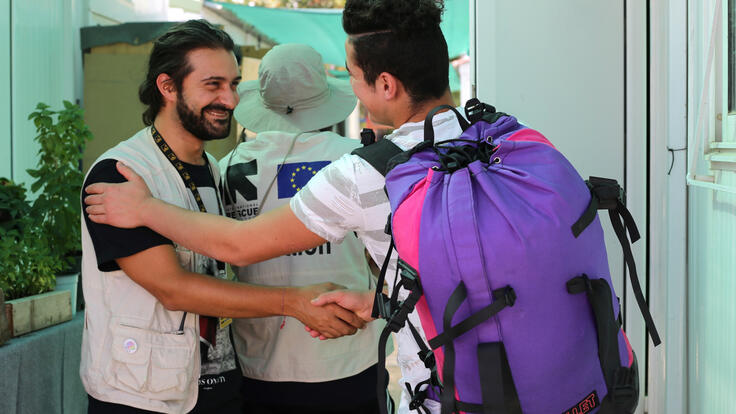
[343,0,449,105]
[139,19,236,126]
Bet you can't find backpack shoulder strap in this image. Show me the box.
[351,139,403,177]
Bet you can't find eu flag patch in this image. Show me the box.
[277,161,331,198]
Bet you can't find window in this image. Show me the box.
[687,0,736,194]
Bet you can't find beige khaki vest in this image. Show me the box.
[80,128,220,413]
[220,131,389,382]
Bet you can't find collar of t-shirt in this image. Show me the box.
[386,108,465,151]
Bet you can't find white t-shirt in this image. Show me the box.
[291,110,464,413]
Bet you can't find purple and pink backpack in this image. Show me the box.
[353,100,661,414]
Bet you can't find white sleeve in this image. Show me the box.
[289,154,363,243]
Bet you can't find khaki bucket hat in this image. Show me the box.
[234,43,357,133]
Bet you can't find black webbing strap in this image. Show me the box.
[405,320,442,413]
[439,283,467,414]
[609,205,661,346]
[377,325,395,414]
[428,286,516,350]
[424,105,470,145]
[352,139,404,177]
[571,177,629,239]
[570,177,660,346]
[372,235,395,319]
[405,380,431,414]
[437,283,516,414]
[571,192,599,238]
[595,352,640,413]
[407,321,440,385]
[476,342,523,414]
[375,257,425,414]
[567,274,623,389]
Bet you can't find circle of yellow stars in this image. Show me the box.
[291,165,317,192]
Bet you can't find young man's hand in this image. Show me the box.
[287,283,366,339]
[85,161,152,228]
[304,289,375,340]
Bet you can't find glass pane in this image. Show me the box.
[730,0,735,112]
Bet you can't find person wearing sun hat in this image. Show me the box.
[220,43,389,414]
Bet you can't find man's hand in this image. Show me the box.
[305,289,375,340]
[287,283,366,339]
[84,161,152,228]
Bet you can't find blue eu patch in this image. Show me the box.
[276,161,330,198]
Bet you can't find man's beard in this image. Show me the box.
[176,92,232,141]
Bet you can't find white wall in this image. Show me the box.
[9,0,82,185]
[1,0,11,179]
[473,0,630,301]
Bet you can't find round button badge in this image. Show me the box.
[123,338,138,354]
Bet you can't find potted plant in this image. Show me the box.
[0,187,62,301]
[26,101,93,313]
[0,178,66,339]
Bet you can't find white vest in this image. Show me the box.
[220,131,388,382]
[80,128,220,413]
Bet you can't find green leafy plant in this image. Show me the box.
[27,101,93,272]
[0,178,29,234]
[0,179,62,301]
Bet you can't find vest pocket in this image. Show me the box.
[148,333,196,395]
[105,324,153,392]
[103,322,196,399]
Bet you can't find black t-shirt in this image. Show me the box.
[82,158,220,271]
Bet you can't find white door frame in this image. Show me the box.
[624,2,649,412]
[647,0,689,413]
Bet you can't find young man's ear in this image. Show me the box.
[156,73,177,104]
[376,72,400,101]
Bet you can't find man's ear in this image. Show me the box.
[376,72,400,101]
[156,73,177,104]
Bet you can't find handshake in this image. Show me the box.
[292,283,375,340]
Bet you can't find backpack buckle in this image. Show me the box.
[398,260,421,293]
[375,292,393,320]
[418,349,436,369]
[408,389,428,411]
[386,303,407,332]
[493,286,517,307]
[588,177,625,210]
[464,98,496,124]
[360,128,376,146]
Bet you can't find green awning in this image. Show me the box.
[214,0,469,66]
[217,3,348,67]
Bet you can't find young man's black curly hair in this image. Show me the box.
[343,0,449,105]
[138,19,236,126]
